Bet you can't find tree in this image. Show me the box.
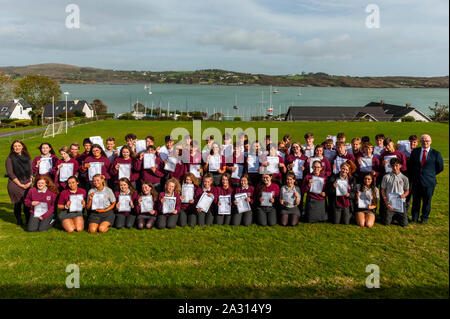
[0,73,16,101]
[429,102,449,122]
[91,99,108,114]
[14,75,62,123]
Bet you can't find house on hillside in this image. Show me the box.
[285,100,431,122]
[0,99,33,120]
[43,99,94,119]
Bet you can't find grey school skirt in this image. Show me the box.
[305,197,327,223]
[88,210,115,224]
[59,210,83,222]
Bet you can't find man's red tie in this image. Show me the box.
[421,150,427,167]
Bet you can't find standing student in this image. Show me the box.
[165,147,186,181]
[110,145,139,190]
[232,174,254,226]
[80,144,112,189]
[184,143,203,183]
[137,145,165,192]
[204,142,227,186]
[323,139,337,164]
[255,174,279,226]
[114,177,139,229]
[379,138,407,176]
[401,135,419,213]
[277,141,288,161]
[135,181,158,230]
[57,176,86,232]
[227,143,245,188]
[54,146,79,191]
[6,140,32,225]
[32,142,59,178]
[124,133,137,153]
[279,172,301,226]
[215,173,234,225]
[158,135,174,162]
[246,141,262,186]
[409,134,444,223]
[179,173,199,227]
[24,175,58,232]
[156,178,182,229]
[373,134,385,159]
[327,162,356,225]
[348,137,363,159]
[355,173,379,228]
[77,138,92,167]
[69,142,80,162]
[194,174,217,226]
[260,144,286,185]
[105,137,117,163]
[356,142,380,184]
[304,144,332,177]
[301,160,328,223]
[333,141,355,174]
[302,132,315,158]
[86,174,116,233]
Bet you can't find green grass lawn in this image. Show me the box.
[0,120,448,299]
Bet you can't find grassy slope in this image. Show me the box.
[0,120,448,298]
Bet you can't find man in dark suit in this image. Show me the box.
[409,134,444,223]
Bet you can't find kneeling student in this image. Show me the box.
[255,174,279,226]
[87,174,116,233]
[114,177,139,229]
[279,172,301,226]
[301,160,328,223]
[136,181,158,230]
[194,174,217,226]
[327,162,356,225]
[156,178,181,229]
[179,173,199,227]
[57,176,86,232]
[355,173,378,228]
[232,174,254,226]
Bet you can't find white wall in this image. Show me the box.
[82,103,94,118]
[9,103,32,120]
[395,109,431,122]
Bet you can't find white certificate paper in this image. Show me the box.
[261,191,274,207]
[39,157,52,175]
[231,164,244,180]
[208,155,221,172]
[292,159,304,179]
[247,155,259,173]
[282,190,295,206]
[310,176,324,194]
[59,162,74,182]
[162,196,176,214]
[333,156,346,174]
[89,136,105,150]
[140,196,154,213]
[164,156,177,172]
[235,193,250,213]
[266,156,279,174]
[143,153,156,169]
[118,163,131,179]
[34,202,48,217]
[358,192,371,209]
[397,140,411,155]
[336,179,348,196]
[88,162,103,181]
[135,140,147,154]
[181,184,195,203]
[91,193,105,210]
[388,193,404,213]
[384,155,397,173]
[309,157,321,173]
[223,144,233,159]
[196,192,214,212]
[360,157,373,172]
[324,149,336,163]
[69,194,83,212]
[118,195,131,212]
[189,164,201,178]
[373,146,383,158]
[218,195,231,215]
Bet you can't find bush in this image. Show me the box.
[0,118,15,124]
[118,113,136,120]
[401,116,416,122]
[73,110,86,117]
[177,116,191,121]
[234,117,242,121]
[12,119,33,127]
[59,112,75,119]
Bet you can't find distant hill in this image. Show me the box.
[0,63,448,88]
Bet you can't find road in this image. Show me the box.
[0,128,45,138]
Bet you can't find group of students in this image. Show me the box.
[5,130,433,233]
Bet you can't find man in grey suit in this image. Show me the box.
[409,134,444,223]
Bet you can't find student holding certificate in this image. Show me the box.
[86,174,116,233]
[379,138,407,177]
[381,158,410,227]
[301,132,315,158]
[110,146,139,191]
[279,172,301,226]
[246,141,262,186]
[54,146,79,191]
[203,143,227,186]
[80,144,112,189]
[57,176,86,232]
[114,178,139,229]
[355,173,379,228]
[24,175,58,232]
[260,144,286,184]
[156,178,182,229]
[165,148,187,180]
[194,174,217,226]
[301,160,328,223]
[255,174,279,226]
[356,142,380,184]
[185,143,203,183]
[137,145,165,193]
[32,142,59,179]
[215,173,234,225]
[227,143,245,188]
[232,174,254,226]
[304,144,332,177]
[332,141,355,175]
[180,173,199,227]
[327,162,356,225]
[135,181,158,230]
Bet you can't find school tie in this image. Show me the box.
[421,149,427,167]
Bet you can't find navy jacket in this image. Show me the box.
[408,147,444,188]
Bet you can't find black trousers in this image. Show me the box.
[114,214,136,229]
[156,214,179,229]
[14,202,31,225]
[255,206,277,226]
[231,211,252,226]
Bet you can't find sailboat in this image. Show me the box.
[267,86,274,116]
[298,89,302,96]
[273,87,279,94]
[233,94,238,109]
[145,83,152,95]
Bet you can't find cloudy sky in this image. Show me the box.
[0,0,448,76]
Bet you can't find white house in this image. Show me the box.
[0,99,33,120]
[43,99,94,118]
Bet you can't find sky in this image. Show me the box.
[0,0,448,76]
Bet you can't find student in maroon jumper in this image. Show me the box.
[349,137,363,159]
[136,181,158,230]
[194,173,217,226]
[156,178,182,229]
[246,141,262,186]
[379,138,408,179]
[215,173,234,225]
[76,138,92,168]
[254,174,280,226]
[356,142,380,184]
[80,144,112,189]
[304,144,332,177]
[232,174,254,226]
[110,145,139,191]
[69,142,80,162]
[203,142,227,186]
[57,176,86,232]
[373,133,386,159]
[114,177,139,229]
[137,145,165,193]
[53,146,79,191]
[185,142,203,183]
[302,160,328,223]
[355,173,379,228]
[279,172,302,226]
[179,173,199,227]
[24,175,59,232]
[332,141,355,174]
[32,142,59,179]
[227,142,245,188]
[165,147,187,181]
[259,144,286,185]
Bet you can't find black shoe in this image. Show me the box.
[420,219,428,224]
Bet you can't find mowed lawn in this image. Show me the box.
[0,120,448,299]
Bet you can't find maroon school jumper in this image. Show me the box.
[301,173,327,201]
[256,183,280,207]
[194,186,218,210]
[136,155,165,185]
[81,155,112,182]
[180,185,198,213]
[58,188,86,207]
[259,154,284,183]
[234,186,255,207]
[135,194,158,217]
[245,153,261,186]
[24,187,58,219]
[114,191,139,215]
[53,158,79,190]
[351,150,364,162]
[216,185,234,201]
[379,150,407,175]
[110,157,139,184]
[356,155,380,183]
[334,176,352,208]
[156,192,182,215]
[304,156,332,177]
[32,154,59,178]
[167,160,187,180]
[185,153,203,181]
[76,152,89,168]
